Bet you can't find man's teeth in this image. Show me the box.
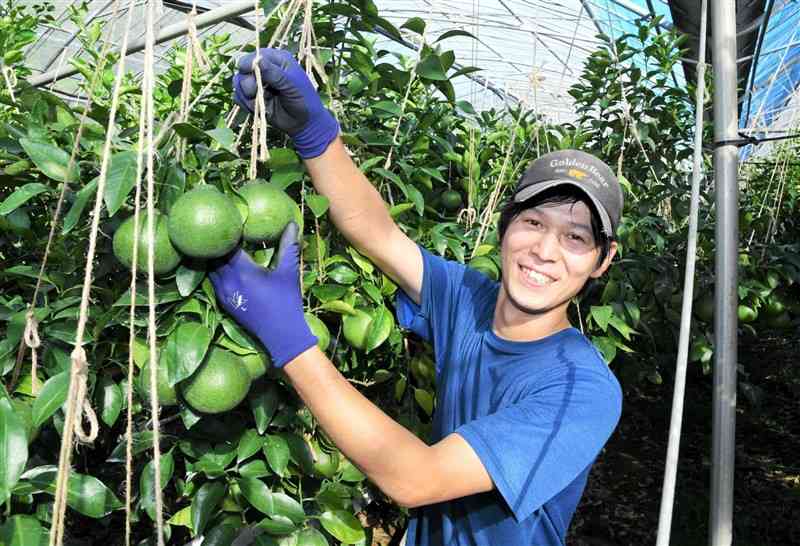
[522,267,554,285]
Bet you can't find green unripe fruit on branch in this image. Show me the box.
[737,305,757,323]
[180,347,252,414]
[238,182,296,242]
[139,354,178,407]
[168,186,243,258]
[113,211,180,275]
[441,189,463,211]
[342,309,373,351]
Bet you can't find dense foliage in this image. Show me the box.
[0,2,798,545]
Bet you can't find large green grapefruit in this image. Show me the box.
[238,182,296,242]
[441,189,463,211]
[113,211,180,275]
[168,186,243,258]
[180,347,252,414]
[242,352,269,380]
[138,353,178,407]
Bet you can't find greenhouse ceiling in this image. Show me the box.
[20,0,800,149]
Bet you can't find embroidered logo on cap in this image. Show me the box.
[568,169,589,180]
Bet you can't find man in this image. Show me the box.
[210,48,623,546]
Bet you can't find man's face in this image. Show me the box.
[499,200,617,316]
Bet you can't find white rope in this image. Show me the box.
[142,1,166,543]
[655,0,708,543]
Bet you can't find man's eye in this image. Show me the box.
[568,233,587,243]
[526,219,541,227]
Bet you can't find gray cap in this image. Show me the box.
[513,149,624,237]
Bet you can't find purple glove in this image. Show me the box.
[208,222,316,368]
[233,48,339,159]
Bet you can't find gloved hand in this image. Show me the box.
[208,222,317,368]
[233,48,339,159]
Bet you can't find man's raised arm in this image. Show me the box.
[234,48,422,303]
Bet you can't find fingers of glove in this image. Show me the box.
[235,72,258,99]
[237,52,257,74]
[233,78,255,112]
[275,222,300,274]
[259,48,298,70]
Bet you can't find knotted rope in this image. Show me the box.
[22,312,41,395]
[1,63,17,103]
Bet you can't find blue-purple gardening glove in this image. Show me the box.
[233,48,339,159]
[208,222,317,368]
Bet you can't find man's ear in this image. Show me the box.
[589,241,618,279]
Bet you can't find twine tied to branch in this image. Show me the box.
[23,311,42,395]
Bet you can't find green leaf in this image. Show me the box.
[257,515,296,536]
[319,300,357,315]
[237,429,263,463]
[0,398,28,505]
[592,336,617,363]
[221,319,258,351]
[328,265,358,285]
[195,443,237,478]
[140,450,175,521]
[401,16,426,35]
[590,305,613,331]
[191,481,226,535]
[414,388,434,416]
[435,29,477,42]
[239,459,270,479]
[206,128,236,152]
[0,183,50,215]
[237,477,274,516]
[271,492,305,524]
[347,247,374,275]
[339,459,366,483]
[372,100,402,116]
[62,178,98,234]
[306,193,330,218]
[361,282,383,305]
[319,510,366,544]
[173,122,206,140]
[94,374,123,427]
[21,465,122,518]
[175,263,206,297]
[202,524,239,546]
[0,515,43,546]
[167,505,192,528]
[249,381,279,434]
[107,430,174,462]
[365,306,394,352]
[311,284,347,302]
[389,203,415,217]
[102,151,138,217]
[417,55,448,81]
[31,371,69,428]
[164,321,212,386]
[263,434,291,476]
[19,139,79,183]
[296,527,329,546]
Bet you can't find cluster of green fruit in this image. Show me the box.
[112,182,296,272]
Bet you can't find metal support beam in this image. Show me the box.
[710,0,739,545]
[27,0,257,87]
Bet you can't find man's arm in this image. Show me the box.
[284,346,493,508]
[304,137,423,304]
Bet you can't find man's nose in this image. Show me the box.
[530,230,560,262]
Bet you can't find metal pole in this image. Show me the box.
[710,0,739,545]
[655,1,708,544]
[27,0,257,88]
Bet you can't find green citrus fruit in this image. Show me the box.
[238,182,296,242]
[441,189,463,211]
[469,256,499,280]
[737,305,757,323]
[694,294,714,323]
[168,186,243,258]
[139,353,178,407]
[180,347,252,414]
[305,312,330,352]
[113,211,180,275]
[242,352,269,380]
[342,309,373,350]
[311,441,340,479]
[763,296,786,318]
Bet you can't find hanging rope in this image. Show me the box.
[250,0,271,179]
[655,1,708,544]
[47,0,138,544]
[176,1,209,163]
[22,314,41,395]
[1,62,17,103]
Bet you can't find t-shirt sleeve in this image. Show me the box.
[455,363,622,523]
[395,245,466,345]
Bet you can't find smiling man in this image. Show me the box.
[210,48,623,546]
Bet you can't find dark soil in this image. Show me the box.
[570,334,800,546]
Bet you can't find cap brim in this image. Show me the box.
[514,179,614,237]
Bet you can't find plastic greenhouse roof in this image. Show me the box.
[18,0,800,145]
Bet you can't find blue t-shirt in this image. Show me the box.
[395,246,622,546]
